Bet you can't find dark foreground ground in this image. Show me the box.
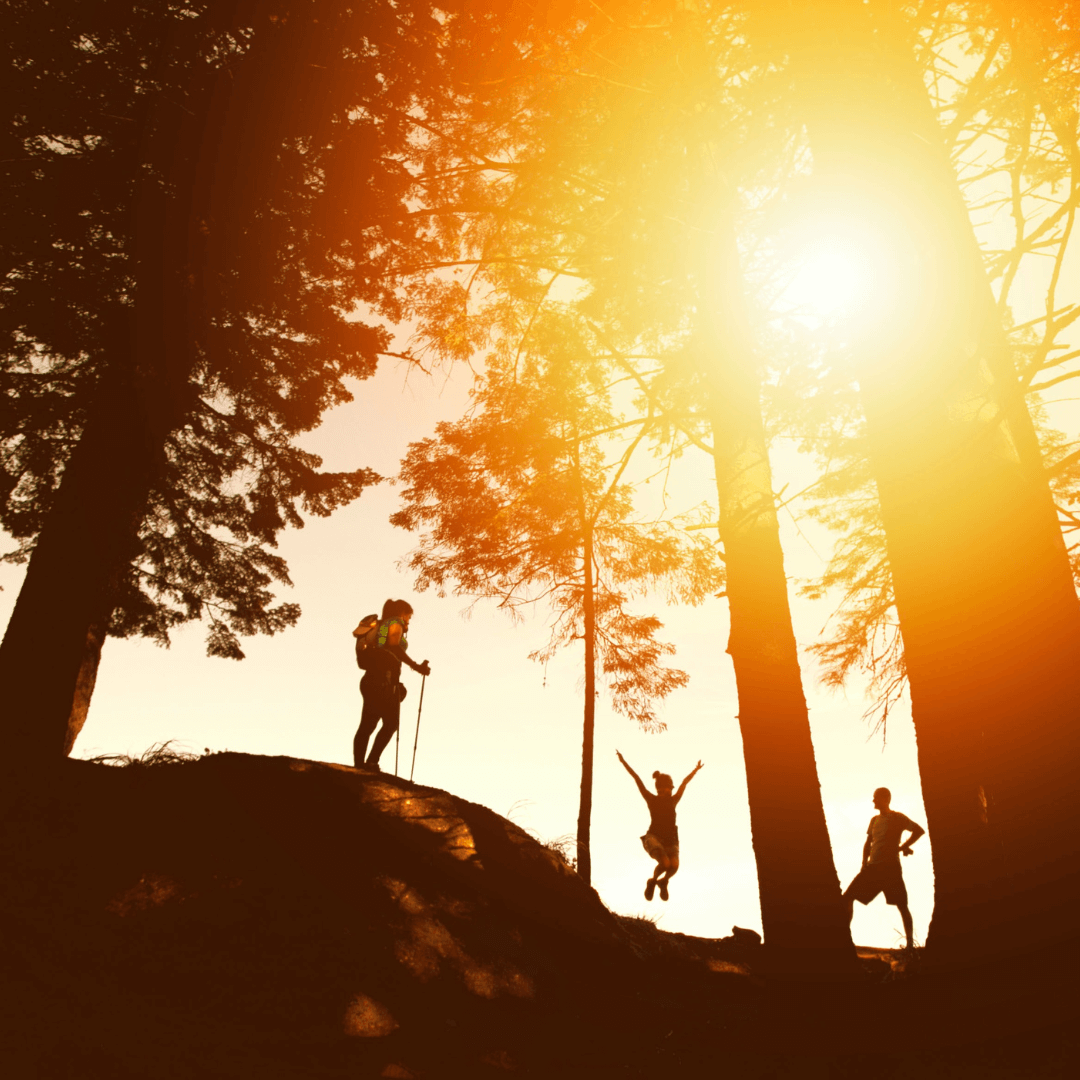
[0,752,1074,1078]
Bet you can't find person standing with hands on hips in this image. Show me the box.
[616,750,703,902]
[353,599,430,771]
[842,787,924,949]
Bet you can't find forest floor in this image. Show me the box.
[0,752,1074,1078]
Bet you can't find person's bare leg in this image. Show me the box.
[657,857,679,900]
[898,902,914,949]
[645,859,664,900]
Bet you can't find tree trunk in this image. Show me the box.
[577,521,597,885]
[0,10,314,766]
[700,214,856,975]
[0,365,155,769]
[0,79,205,768]
[64,624,109,758]
[657,4,855,973]
[758,0,1080,956]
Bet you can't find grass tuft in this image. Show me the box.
[541,833,578,872]
[88,740,200,768]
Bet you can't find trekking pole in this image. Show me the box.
[394,724,400,777]
[409,674,426,783]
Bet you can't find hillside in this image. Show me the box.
[0,753,1072,1078]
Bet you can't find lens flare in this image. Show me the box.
[784,232,889,319]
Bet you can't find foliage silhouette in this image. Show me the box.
[771,0,1080,738]
[390,0,857,966]
[0,0,501,759]
[393,335,722,884]
[744,0,1080,954]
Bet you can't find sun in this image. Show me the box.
[783,233,887,319]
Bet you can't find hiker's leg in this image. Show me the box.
[367,694,402,766]
[898,902,914,948]
[354,682,382,767]
[661,855,680,882]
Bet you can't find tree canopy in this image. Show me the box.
[393,306,723,881]
[0,0,466,657]
[387,0,859,964]
[6,0,1080,962]
[0,0,510,757]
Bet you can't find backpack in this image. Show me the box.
[352,614,379,670]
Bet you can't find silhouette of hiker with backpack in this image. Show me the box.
[842,786,925,949]
[353,599,431,771]
[616,750,703,901]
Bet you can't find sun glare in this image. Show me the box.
[784,235,884,319]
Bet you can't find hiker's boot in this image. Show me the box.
[658,879,669,901]
[644,878,656,902]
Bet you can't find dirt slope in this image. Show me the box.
[0,753,1073,1078]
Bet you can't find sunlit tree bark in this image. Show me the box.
[670,6,856,971]
[748,0,1080,955]
[399,1,857,961]
[702,227,855,970]
[603,4,855,968]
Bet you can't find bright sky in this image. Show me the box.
[4,9,1078,968]
[8,111,1076,948]
[0,348,934,949]
[9,193,1076,948]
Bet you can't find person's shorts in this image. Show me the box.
[641,832,679,863]
[845,861,907,906]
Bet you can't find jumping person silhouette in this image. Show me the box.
[353,599,430,771]
[842,787,925,949]
[616,750,703,901]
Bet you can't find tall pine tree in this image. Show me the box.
[399,0,857,970]
[393,314,722,885]
[0,1,495,763]
[744,0,1080,955]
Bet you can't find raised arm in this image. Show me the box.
[616,750,649,800]
[674,760,704,804]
